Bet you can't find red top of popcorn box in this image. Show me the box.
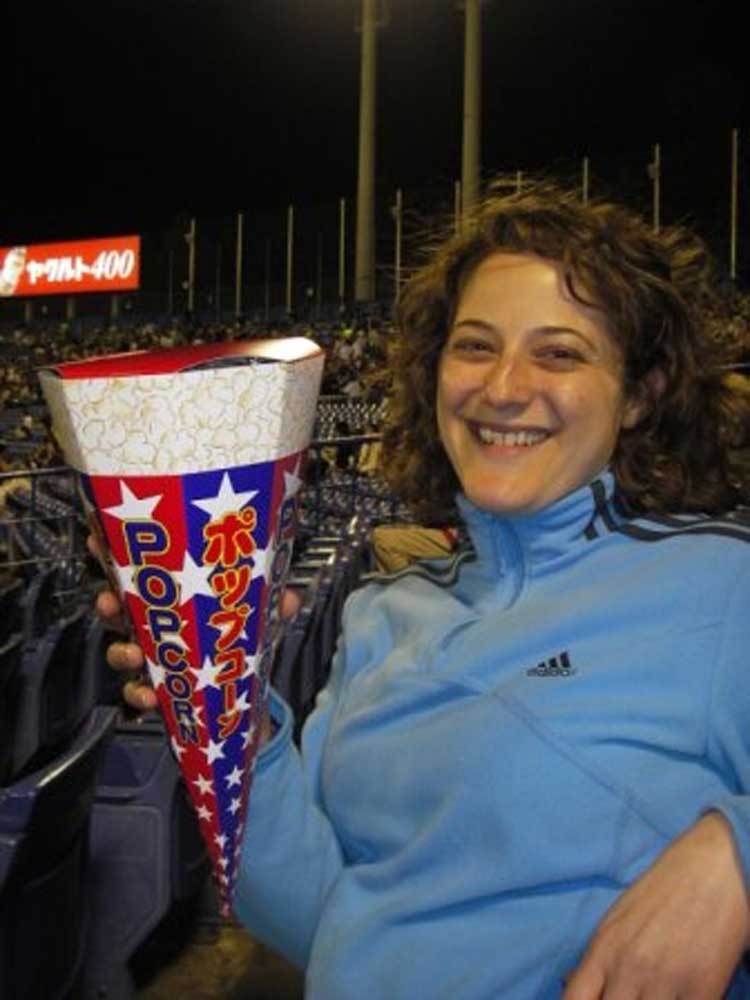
[45,337,322,379]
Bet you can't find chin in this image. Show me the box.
[467,489,538,517]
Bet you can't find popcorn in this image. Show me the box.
[39,338,324,915]
[40,344,322,476]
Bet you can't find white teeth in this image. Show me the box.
[476,426,548,446]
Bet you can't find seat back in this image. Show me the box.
[0,705,116,1000]
[12,605,93,779]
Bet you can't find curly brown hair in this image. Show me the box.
[378,179,750,524]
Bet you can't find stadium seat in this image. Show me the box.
[11,604,97,779]
[0,633,24,786]
[0,704,116,1000]
[81,712,209,1000]
[19,566,59,639]
[0,575,24,645]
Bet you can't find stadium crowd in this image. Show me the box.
[0,315,388,475]
[1,284,748,478]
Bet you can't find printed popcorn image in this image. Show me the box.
[39,337,324,913]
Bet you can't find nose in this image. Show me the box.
[481,354,534,409]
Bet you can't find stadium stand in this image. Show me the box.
[0,321,409,996]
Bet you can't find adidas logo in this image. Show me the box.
[526,650,576,677]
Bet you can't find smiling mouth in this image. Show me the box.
[474,425,550,447]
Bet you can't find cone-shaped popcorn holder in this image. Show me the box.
[39,337,324,915]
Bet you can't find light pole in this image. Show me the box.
[354,0,380,302]
[461,0,482,226]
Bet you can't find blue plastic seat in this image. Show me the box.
[0,633,24,786]
[12,604,95,779]
[81,712,209,1000]
[0,705,116,1000]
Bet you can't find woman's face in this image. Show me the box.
[436,252,644,516]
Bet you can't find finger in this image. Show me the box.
[95,588,131,635]
[561,962,606,1000]
[96,588,123,621]
[86,532,102,561]
[106,640,145,673]
[123,678,159,712]
[280,587,303,622]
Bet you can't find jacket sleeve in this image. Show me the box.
[232,602,355,969]
[703,559,750,893]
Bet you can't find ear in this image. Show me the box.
[621,367,667,429]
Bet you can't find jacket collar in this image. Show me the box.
[456,471,615,572]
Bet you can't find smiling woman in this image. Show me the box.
[381,179,749,524]
[436,252,647,515]
[100,179,750,999]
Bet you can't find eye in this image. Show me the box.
[447,336,493,357]
[537,345,584,367]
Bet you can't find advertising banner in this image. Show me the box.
[0,235,140,297]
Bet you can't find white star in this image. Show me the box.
[233,688,253,714]
[214,832,227,850]
[229,796,242,816]
[197,804,212,822]
[170,736,186,761]
[240,656,260,683]
[193,773,214,797]
[175,549,215,604]
[102,482,163,521]
[283,459,303,500]
[217,855,229,870]
[112,560,138,597]
[250,543,273,582]
[201,738,225,765]
[144,654,166,690]
[190,655,222,692]
[225,765,243,789]
[191,473,258,522]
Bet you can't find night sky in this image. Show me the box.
[4,0,749,260]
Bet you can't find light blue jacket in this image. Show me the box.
[235,473,750,998]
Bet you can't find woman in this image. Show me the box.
[101,182,750,998]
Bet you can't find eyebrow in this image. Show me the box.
[450,318,595,348]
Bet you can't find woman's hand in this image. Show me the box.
[562,812,748,999]
[95,585,157,711]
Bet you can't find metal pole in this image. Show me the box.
[582,156,590,205]
[215,242,222,322]
[355,0,378,301]
[235,211,244,317]
[461,0,481,226]
[454,179,462,234]
[264,239,271,323]
[652,143,661,234]
[393,187,403,299]
[167,249,174,315]
[286,204,294,316]
[730,128,738,281]
[187,217,196,314]
[338,196,347,301]
[316,232,323,318]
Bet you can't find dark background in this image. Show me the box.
[3,0,749,295]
